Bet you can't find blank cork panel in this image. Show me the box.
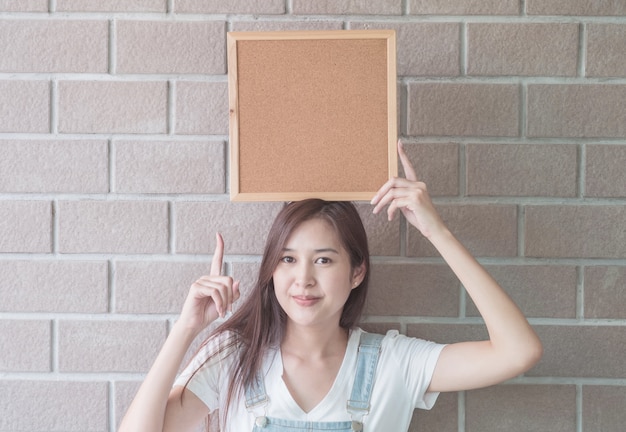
[227,30,397,201]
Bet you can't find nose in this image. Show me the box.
[294,262,315,288]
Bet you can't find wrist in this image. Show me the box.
[170,319,203,345]
[426,224,454,247]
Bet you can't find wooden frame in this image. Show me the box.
[227,29,397,202]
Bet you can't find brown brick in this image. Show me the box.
[58,81,167,134]
[527,0,626,16]
[408,0,519,15]
[584,266,626,319]
[0,320,50,372]
[355,203,400,256]
[587,24,626,77]
[115,381,142,430]
[57,0,165,12]
[0,0,47,11]
[467,265,577,319]
[175,82,229,135]
[175,0,284,13]
[115,261,209,313]
[400,142,459,197]
[350,22,460,76]
[408,392,458,432]
[0,80,49,133]
[525,205,626,258]
[585,144,626,198]
[293,0,402,15]
[358,322,401,334]
[59,320,166,372]
[115,140,225,194]
[231,21,342,32]
[367,263,460,317]
[0,381,108,431]
[0,261,108,313]
[58,201,169,254]
[408,205,518,258]
[230,261,262,304]
[407,83,519,137]
[467,23,578,76]
[0,20,108,73]
[0,140,108,193]
[174,202,282,254]
[466,143,578,197]
[116,20,225,74]
[527,84,626,138]
[529,326,626,378]
[466,385,576,432]
[583,386,626,432]
[407,323,489,344]
[0,201,51,253]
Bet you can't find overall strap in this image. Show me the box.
[346,332,384,418]
[244,370,269,410]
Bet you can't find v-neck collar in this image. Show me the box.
[274,328,361,416]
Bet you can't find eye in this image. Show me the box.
[280,256,295,264]
[315,257,332,264]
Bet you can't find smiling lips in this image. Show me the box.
[292,295,321,307]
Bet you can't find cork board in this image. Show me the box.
[227,30,397,201]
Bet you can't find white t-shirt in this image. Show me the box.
[175,328,445,431]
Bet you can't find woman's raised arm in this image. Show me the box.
[371,141,542,392]
[118,233,240,431]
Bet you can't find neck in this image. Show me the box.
[281,323,349,358]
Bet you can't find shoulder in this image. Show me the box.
[354,328,445,368]
[186,330,242,373]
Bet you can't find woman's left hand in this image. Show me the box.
[371,140,446,239]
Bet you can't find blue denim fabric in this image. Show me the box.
[245,332,383,432]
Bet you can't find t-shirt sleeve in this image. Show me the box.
[383,330,446,410]
[173,333,237,411]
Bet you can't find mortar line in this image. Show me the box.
[578,22,587,78]
[51,199,58,255]
[578,143,586,199]
[460,21,468,76]
[577,265,585,320]
[109,139,116,193]
[168,80,176,135]
[49,80,58,134]
[109,19,116,75]
[458,391,466,432]
[108,260,115,314]
[109,381,116,432]
[576,384,583,432]
[51,319,59,372]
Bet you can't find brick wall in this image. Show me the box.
[1,1,625,431]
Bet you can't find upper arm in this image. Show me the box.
[427,340,542,393]
[163,385,211,432]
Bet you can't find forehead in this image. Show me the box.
[284,217,343,249]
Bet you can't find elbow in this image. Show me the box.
[517,335,543,373]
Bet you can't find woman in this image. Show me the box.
[119,141,542,431]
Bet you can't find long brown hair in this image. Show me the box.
[189,199,370,428]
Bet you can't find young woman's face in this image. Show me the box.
[272,217,365,330]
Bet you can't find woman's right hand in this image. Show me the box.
[177,233,240,335]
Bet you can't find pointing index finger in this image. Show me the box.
[210,232,224,276]
[398,140,418,182]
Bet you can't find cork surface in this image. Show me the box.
[228,31,396,200]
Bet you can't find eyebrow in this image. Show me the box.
[281,247,340,254]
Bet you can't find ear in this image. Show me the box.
[351,261,367,289]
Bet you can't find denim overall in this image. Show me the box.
[244,332,384,432]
